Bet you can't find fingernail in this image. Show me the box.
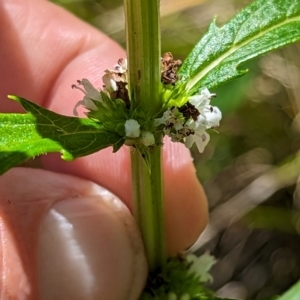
[38,195,147,300]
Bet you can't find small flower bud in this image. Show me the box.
[125,119,141,138]
[141,131,155,146]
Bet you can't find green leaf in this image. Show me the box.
[87,92,129,132]
[140,255,221,300]
[179,0,300,93]
[0,96,123,175]
[277,280,300,300]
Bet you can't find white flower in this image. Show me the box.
[201,87,216,100]
[189,88,214,111]
[114,58,127,74]
[140,131,155,146]
[102,71,118,93]
[72,79,102,116]
[155,88,221,153]
[189,88,221,127]
[184,125,210,153]
[154,110,171,127]
[202,106,222,128]
[104,58,128,83]
[154,107,184,131]
[125,119,141,138]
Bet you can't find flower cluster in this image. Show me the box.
[72,59,129,116]
[72,56,221,153]
[155,88,222,153]
[72,59,156,147]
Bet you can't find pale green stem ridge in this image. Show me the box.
[124,0,166,271]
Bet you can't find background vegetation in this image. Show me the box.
[50,0,300,299]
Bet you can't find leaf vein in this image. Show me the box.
[186,14,300,90]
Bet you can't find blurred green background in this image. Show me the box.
[50,0,300,299]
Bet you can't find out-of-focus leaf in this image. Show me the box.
[243,206,299,234]
[277,280,300,300]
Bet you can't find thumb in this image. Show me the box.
[0,168,147,300]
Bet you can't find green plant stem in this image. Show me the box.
[131,144,166,271]
[124,0,161,113]
[124,0,166,271]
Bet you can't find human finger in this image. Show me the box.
[0,168,147,300]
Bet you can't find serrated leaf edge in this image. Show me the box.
[186,14,300,91]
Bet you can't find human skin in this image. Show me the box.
[0,0,208,299]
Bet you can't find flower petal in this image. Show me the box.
[73,100,84,116]
[203,106,222,128]
[83,97,98,111]
[195,132,210,153]
[81,79,102,101]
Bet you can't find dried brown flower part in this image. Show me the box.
[112,81,130,108]
[161,52,182,85]
[178,102,200,122]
